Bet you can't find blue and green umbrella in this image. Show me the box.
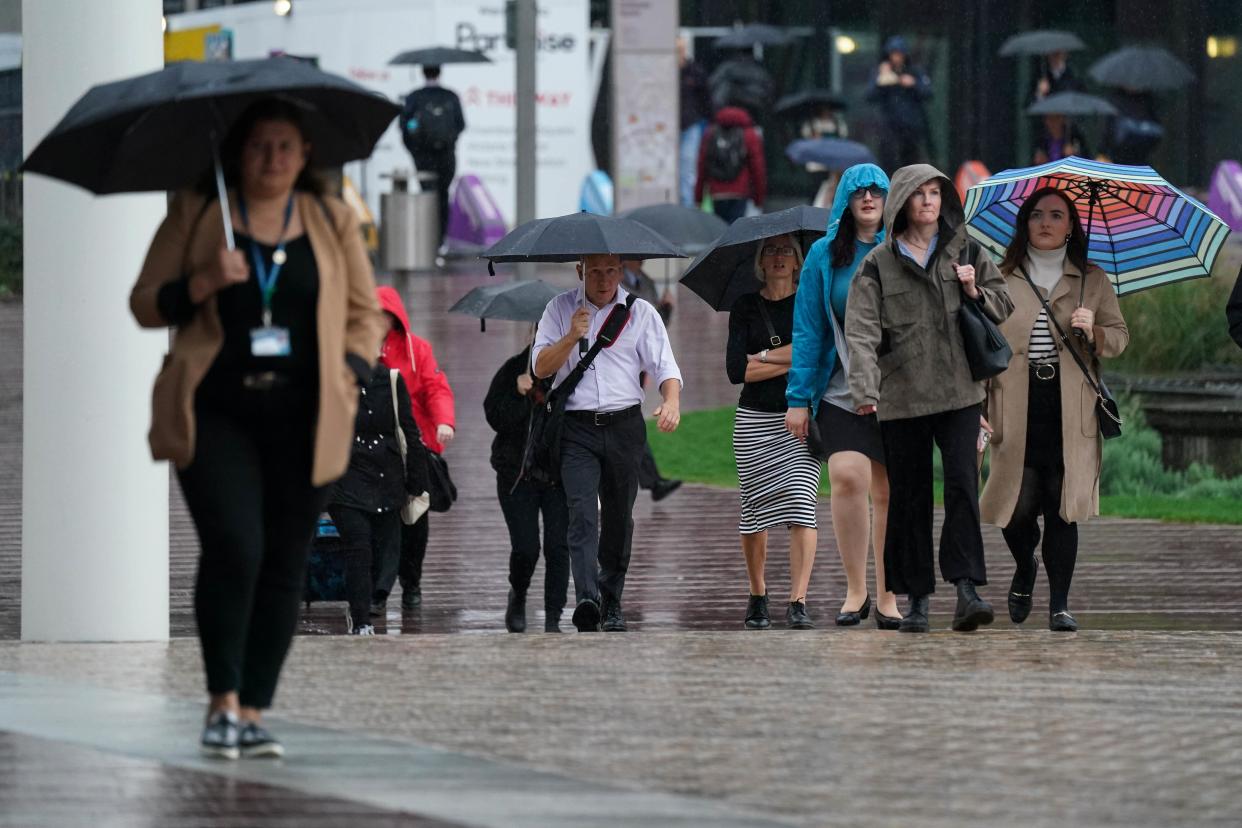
[964,156,1231,295]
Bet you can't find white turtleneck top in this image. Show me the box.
[1024,244,1067,365]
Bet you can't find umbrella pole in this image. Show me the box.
[213,145,236,251]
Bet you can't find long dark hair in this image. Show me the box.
[197,98,325,196]
[829,209,860,268]
[999,186,1089,274]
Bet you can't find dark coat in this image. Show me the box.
[695,106,767,206]
[330,366,429,512]
[866,60,932,136]
[484,348,537,481]
[1228,265,1242,350]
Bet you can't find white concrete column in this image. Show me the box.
[22,0,168,641]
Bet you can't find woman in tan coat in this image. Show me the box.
[980,187,1128,632]
[130,100,385,759]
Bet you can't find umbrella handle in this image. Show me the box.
[213,146,235,251]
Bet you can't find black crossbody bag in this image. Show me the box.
[520,295,639,484]
[1022,271,1122,439]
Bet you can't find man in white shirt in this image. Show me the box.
[533,254,683,632]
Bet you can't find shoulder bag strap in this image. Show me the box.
[754,296,782,347]
[389,369,409,465]
[551,294,638,401]
[1021,269,1102,396]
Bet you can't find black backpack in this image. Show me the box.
[404,94,462,153]
[706,126,748,181]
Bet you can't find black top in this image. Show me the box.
[727,292,795,412]
[484,347,537,480]
[195,233,320,407]
[330,366,429,513]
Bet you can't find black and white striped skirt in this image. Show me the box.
[733,407,821,534]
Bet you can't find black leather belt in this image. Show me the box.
[241,371,291,391]
[565,405,641,427]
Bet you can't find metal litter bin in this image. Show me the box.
[380,170,439,271]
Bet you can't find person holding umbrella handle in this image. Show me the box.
[130,99,385,760]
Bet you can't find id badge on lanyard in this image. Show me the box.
[244,194,294,358]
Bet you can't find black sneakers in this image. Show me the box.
[786,600,814,629]
[952,580,995,632]
[200,710,239,760]
[238,722,284,759]
[744,594,771,629]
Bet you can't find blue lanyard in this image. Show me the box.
[238,193,294,326]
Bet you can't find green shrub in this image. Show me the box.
[0,220,21,298]
[1109,275,1242,373]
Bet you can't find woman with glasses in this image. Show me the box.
[786,164,902,629]
[727,234,820,629]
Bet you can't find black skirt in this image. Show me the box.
[813,402,885,465]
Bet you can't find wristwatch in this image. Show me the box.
[760,349,769,363]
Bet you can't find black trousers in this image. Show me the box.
[497,473,570,614]
[1001,371,1079,613]
[178,395,327,710]
[560,410,645,605]
[712,197,747,224]
[327,505,400,627]
[637,443,660,490]
[411,149,456,247]
[880,404,987,597]
[372,515,428,600]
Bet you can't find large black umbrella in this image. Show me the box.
[715,23,793,50]
[481,212,684,274]
[1026,91,1118,117]
[22,57,399,247]
[448,279,562,331]
[1089,46,1194,92]
[619,204,728,256]
[785,138,876,171]
[680,206,831,311]
[774,89,848,119]
[389,47,491,66]
[998,30,1086,57]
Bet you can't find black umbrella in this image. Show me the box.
[998,30,1086,57]
[480,212,684,274]
[389,47,492,66]
[785,138,876,171]
[22,57,399,248]
[1089,46,1194,91]
[715,23,793,50]
[773,89,849,119]
[619,204,728,256]
[680,206,831,311]
[1026,91,1118,117]
[448,279,563,331]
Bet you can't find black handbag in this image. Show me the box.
[956,241,1013,381]
[426,451,457,512]
[520,295,638,484]
[1022,271,1122,439]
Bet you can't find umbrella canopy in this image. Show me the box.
[22,56,400,195]
[774,89,849,118]
[1088,46,1194,92]
[715,23,793,50]
[448,279,563,331]
[964,156,1232,295]
[680,205,831,311]
[785,138,876,172]
[998,30,1086,57]
[619,204,728,256]
[1026,91,1118,117]
[481,212,684,268]
[389,46,492,66]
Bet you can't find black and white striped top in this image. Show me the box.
[1028,308,1059,365]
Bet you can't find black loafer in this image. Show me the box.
[952,580,995,632]
[786,600,814,630]
[835,594,871,626]
[651,478,683,502]
[1008,555,1037,623]
[572,598,601,632]
[899,595,930,633]
[1049,610,1079,632]
[505,588,527,633]
[744,594,771,629]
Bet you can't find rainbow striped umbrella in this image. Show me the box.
[964,156,1231,295]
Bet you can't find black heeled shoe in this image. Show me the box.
[1008,554,1038,624]
[835,594,871,626]
[873,607,902,630]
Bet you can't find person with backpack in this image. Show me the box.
[401,65,466,253]
[695,106,766,225]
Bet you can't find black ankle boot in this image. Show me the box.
[505,588,527,633]
[952,580,995,632]
[744,594,771,629]
[899,595,930,633]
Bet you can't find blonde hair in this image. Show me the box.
[754,235,804,284]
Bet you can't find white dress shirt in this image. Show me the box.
[532,285,682,412]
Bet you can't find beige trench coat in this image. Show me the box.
[979,261,1129,527]
[130,189,386,486]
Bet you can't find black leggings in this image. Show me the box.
[178,398,327,709]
